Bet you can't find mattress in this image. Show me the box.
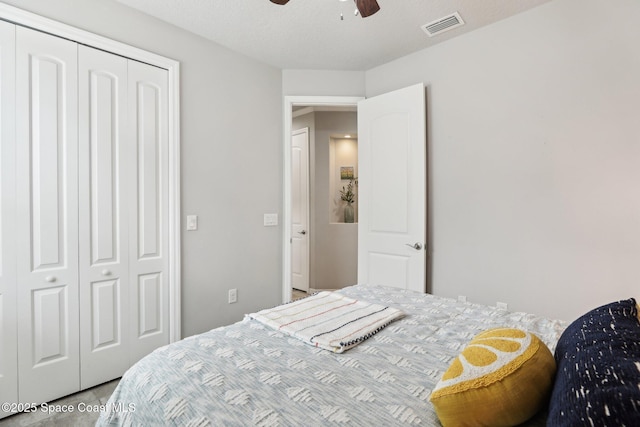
[97,284,566,426]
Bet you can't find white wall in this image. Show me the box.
[365,0,640,321]
[3,0,284,337]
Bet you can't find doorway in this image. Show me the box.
[284,84,428,301]
[283,96,364,302]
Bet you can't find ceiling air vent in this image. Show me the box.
[421,12,464,37]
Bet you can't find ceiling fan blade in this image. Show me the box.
[355,0,380,17]
[270,0,289,5]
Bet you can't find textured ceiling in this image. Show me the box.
[114,0,552,70]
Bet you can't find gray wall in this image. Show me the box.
[4,0,284,337]
[11,0,639,329]
[365,0,640,321]
[283,70,365,97]
[313,112,358,289]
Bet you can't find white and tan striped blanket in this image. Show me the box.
[246,291,405,353]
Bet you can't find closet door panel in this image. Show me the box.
[15,26,79,404]
[0,20,17,415]
[128,61,169,363]
[138,272,162,336]
[137,80,161,259]
[78,45,130,389]
[30,56,68,269]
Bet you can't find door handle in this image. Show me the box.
[45,276,56,283]
[102,270,112,276]
[405,242,422,250]
[298,230,307,235]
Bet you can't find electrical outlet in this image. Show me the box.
[457,295,467,303]
[497,302,508,310]
[228,288,237,304]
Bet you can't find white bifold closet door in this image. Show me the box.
[126,60,170,364]
[12,26,169,403]
[15,26,80,404]
[78,46,131,390]
[0,19,17,407]
[78,45,170,388]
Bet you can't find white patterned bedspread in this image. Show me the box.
[97,285,567,426]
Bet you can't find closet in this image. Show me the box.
[1,15,174,412]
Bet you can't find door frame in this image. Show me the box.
[0,3,182,342]
[282,96,363,303]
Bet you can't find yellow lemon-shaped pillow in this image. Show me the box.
[429,328,555,427]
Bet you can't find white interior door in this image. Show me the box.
[0,20,17,414]
[15,26,80,403]
[357,83,426,292]
[78,45,130,389]
[128,60,170,364]
[291,127,310,292]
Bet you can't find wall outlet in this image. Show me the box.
[457,295,467,303]
[497,302,508,310]
[228,288,238,304]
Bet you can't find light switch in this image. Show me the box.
[186,215,198,231]
[263,213,278,227]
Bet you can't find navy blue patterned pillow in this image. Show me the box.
[548,298,640,426]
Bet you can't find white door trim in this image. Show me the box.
[0,3,182,342]
[282,96,363,303]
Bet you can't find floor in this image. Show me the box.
[292,288,339,301]
[292,288,308,301]
[0,379,119,427]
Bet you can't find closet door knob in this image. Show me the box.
[102,270,112,276]
[45,276,56,283]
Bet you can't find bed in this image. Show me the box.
[96,284,638,426]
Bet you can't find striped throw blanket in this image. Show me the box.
[246,291,405,353]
